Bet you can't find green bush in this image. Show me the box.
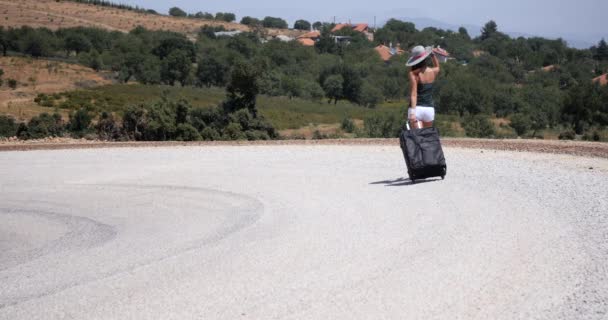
[67,108,93,137]
[223,122,246,140]
[23,113,65,139]
[509,113,531,136]
[175,123,201,141]
[363,113,402,138]
[558,129,576,140]
[96,112,122,141]
[200,127,220,141]
[8,79,17,90]
[462,115,496,138]
[0,115,18,137]
[341,117,355,133]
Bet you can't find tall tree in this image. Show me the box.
[169,7,187,17]
[225,61,260,116]
[481,20,498,40]
[294,20,311,30]
[594,39,608,61]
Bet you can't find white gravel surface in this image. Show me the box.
[1,145,607,319]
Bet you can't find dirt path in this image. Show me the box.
[1,138,607,158]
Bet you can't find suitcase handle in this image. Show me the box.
[406,121,422,131]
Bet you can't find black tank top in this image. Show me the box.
[416,81,434,107]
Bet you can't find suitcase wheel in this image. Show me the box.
[441,175,445,180]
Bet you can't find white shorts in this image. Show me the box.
[408,106,435,122]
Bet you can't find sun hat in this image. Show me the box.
[406,45,432,67]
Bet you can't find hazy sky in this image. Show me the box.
[120,0,606,44]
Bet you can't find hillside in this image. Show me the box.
[0,0,304,38]
[0,56,113,120]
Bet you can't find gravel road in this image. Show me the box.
[1,145,607,319]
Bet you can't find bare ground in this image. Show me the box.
[1,138,607,158]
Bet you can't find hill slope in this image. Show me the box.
[0,56,113,120]
[0,0,303,38]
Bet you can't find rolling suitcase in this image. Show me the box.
[399,123,447,183]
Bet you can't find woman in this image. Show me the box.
[406,45,444,129]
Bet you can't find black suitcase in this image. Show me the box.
[399,124,447,183]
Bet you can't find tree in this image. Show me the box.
[241,16,261,26]
[458,26,470,40]
[196,55,229,87]
[481,20,498,40]
[0,115,18,137]
[160,50,192,86]
[294,20,311,31]
[262,16,288,29]
[22,32,53,57]
[169,7,187,17]
[594,39,608,61]
[193,12,214,19]
[96,111,121,140]
[312,22,323,30]
[65,33,92,55]
[225,61,260,116]
[509,113,531,136]
[67,108,93,137]
[0,27,8,56]
[215,12,236,22]
[323,74,344,104]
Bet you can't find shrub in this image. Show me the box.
[200,127,220,141]
[0,115,18,137]
[363,113,401,138]
[341,117,355,133]
[67,108,93,137]
[509,113,531,136]
[8,78,17,90]
[24,113,65,139]
[223,122,245,140]
[96,111,122,140]
[558,129,576,140]
[175,123,201,141]
[462,115,496,138]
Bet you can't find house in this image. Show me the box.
[541,65,557,72]
[374,44,405,62]
[296,30,320,47]
[331,23,374,41]
[297,38,316,46]
[214,30,243,37]
[433,47,450,63]
[275,35,294,42]
[593,73,607,86]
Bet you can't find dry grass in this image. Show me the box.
[0,0,304,38]
[0,56,112,120]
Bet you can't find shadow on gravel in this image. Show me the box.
[369,177,439,187]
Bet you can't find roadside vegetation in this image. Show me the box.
[0,9,607,141]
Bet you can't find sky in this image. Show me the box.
[120,0,606,47]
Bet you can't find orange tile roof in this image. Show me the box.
[593,73,607,86]
[353,23,368,32]
[374,45,405,62]
[331,23,350,32]
[375,45,392,61]
[297,31,320,39]
[541,65,556,72]
[297,38,315,47]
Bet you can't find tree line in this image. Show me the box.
[0,18,607,140]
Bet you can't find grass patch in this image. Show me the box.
[36,84,402,130]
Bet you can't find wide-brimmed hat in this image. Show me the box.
[406,45,432,67]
